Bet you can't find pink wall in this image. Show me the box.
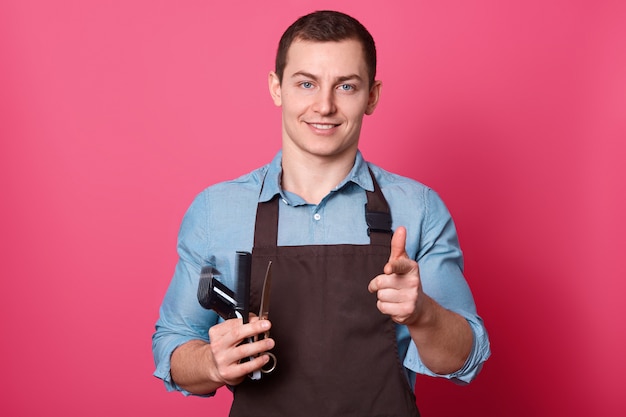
[2,1,624,415]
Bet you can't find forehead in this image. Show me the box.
[284,39,368,77]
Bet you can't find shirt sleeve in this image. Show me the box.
[402,188,491,384]
[152,191,220,396]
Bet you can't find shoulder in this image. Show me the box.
[179,163,270,253]
[366,162,433,199]
[364,162,459,261]
[184,164,270,216]
[365,161,452,228]
[200,164,269,199]
[180,163,269,228]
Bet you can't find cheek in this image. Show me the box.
[346,110,366,127]
[339,96,369,119]
[282,97,308,117]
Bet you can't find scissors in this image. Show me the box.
[255,261,277,375]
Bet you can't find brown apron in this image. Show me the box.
[230,172,420,417]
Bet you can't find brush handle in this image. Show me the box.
[235,251,252,324]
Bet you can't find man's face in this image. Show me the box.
[269,39,381,162]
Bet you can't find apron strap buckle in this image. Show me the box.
[365,207,392,236]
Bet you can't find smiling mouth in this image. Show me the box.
[309,123,339,130]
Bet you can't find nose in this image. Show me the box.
[312,88,336,115]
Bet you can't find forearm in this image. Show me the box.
[408,294,473,375]
[170,340,225,395]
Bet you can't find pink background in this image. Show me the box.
[2,1,625,415]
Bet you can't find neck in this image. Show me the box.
[281,151,357,205]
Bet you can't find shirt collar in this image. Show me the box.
[258,150,374,203]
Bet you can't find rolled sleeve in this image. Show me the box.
[152,322,203,394]
[403,314,490,384]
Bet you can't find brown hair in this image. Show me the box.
[275,10,377,87]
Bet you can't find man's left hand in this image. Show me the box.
[368,226,424,325]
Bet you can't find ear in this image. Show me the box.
[365,80,382,115]
[268,71,282,107]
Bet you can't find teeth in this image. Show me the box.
[311,123,335,130]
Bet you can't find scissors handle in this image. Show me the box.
[254,316,276,375]
[261,351,277,374]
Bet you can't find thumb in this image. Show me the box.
[384,226,414,275]
[385,227,415,275]
[388,226,409,263]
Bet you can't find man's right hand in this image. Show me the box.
[170,316,274,394]
[208,316,274,386]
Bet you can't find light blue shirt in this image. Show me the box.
[152,151,490,395]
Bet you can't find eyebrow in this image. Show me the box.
[291,71,364,84]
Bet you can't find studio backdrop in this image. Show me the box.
[1,1,624,416]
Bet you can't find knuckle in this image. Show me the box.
[208,326,219,340]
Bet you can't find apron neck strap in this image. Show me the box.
[365,168,393,246]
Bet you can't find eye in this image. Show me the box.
[338,84,355,91]
[300,81,314,89]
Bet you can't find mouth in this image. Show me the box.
[307,122,340,131]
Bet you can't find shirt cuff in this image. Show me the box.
[153,337,216,397]
[403,315,490,384]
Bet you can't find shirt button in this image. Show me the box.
[313,213,321,221]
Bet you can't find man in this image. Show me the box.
[153,10,490,416]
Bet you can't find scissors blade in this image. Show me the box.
[258,261,272,320]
